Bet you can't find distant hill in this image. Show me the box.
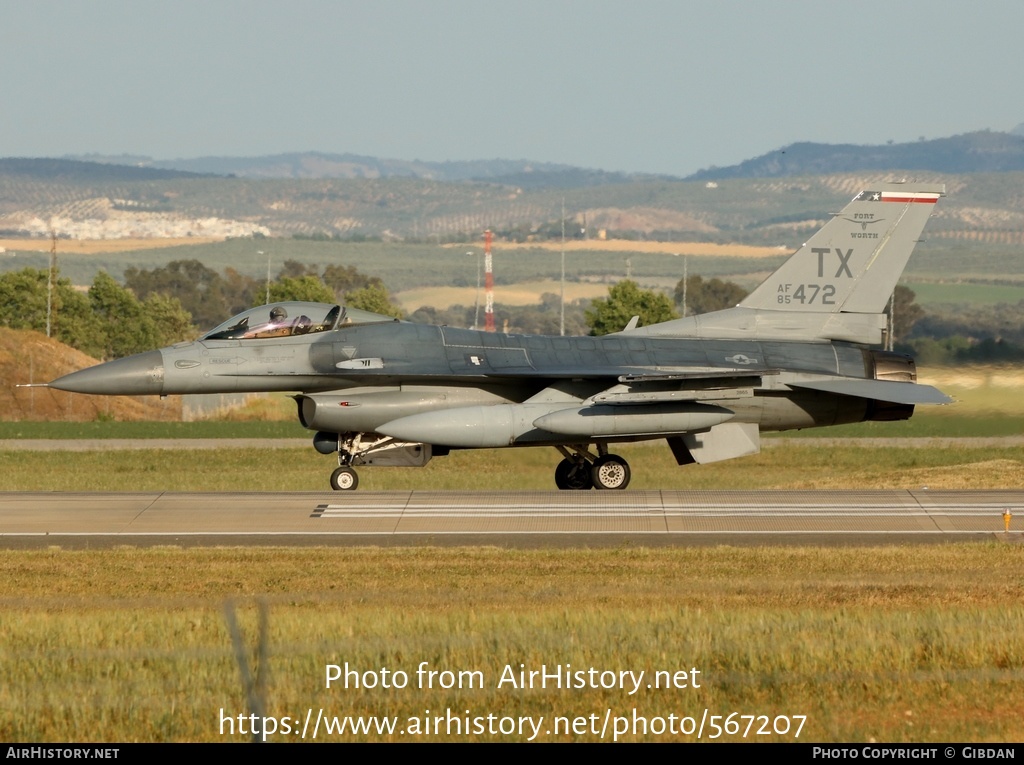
[687,130,1024,180]
[157,151,529,180]
[1,158,210,182]
[4,154,1024,248]
[60,128,1024,186]
[64,151,653,188]
[5,129,1023,247]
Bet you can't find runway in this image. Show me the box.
[1,489,1021,547]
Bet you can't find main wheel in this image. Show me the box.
[591,454,630,490]
[330,466,359,491]
[554,458,593,490]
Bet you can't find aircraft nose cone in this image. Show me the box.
[48,350,165,395]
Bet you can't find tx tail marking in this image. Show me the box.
[815,247,853,278]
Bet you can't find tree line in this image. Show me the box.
[122,259,404,329]
[2,259,1016,364]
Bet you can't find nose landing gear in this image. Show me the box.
[330,466,359,491]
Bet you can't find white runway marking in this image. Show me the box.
[1,490,1019,545]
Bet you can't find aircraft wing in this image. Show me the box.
[787,377,952,405]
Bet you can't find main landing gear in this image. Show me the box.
[553,445,631,490]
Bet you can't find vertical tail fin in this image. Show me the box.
[630,182,944,344]
[740,183,944,313]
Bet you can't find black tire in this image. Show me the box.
[591,454,630,490]
[554,458,593,490]
[330,466,359,491]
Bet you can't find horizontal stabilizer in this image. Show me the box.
[788,377,952,405]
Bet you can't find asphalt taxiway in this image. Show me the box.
[0,489,1020,548]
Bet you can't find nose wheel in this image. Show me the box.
[330,466,359,491]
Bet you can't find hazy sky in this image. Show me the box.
[2,0,1021,176]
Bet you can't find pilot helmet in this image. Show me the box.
[269,306,288,322]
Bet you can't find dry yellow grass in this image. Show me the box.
[201,393,295,421]
[0,237,224,255]
[0,328,183,422]
[787,458,1024,490]
[448,239,789,257]
[396,280,610,310]
[918,365,1024,418]
[921,366,1024,392]
[2,546,1023,742]
[1,444,1020,492]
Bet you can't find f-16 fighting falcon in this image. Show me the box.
[47,183,950,491]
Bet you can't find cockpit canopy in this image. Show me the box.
[201,302,396,341]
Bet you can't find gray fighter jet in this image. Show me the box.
[48,183,950,490]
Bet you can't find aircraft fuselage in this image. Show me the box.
[60,322,907,445]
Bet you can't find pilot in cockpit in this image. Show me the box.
[243,306,290,338]
[203,303,342,341]
[245,306,311,338]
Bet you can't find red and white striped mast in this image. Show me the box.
[484,229,495,332]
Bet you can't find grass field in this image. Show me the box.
[905,281,1024,307]
[0,443,1021,491]
[0,419,303,440]
[0,237,783,294]
[395,279,610,311]
[8,235,1024,300]
[488,240,790,257]
[1,545,1022,742]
